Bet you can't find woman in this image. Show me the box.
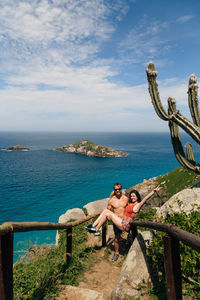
[86,185,160,235]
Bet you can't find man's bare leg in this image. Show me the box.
[114,235,120,253]
[112,234,120,262]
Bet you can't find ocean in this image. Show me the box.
[0,131,184,261]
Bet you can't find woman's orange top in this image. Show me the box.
[124,203,138,219]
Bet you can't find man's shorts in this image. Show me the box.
[121,216,131,232]
[113,216,131,235]
[113,223,122,236]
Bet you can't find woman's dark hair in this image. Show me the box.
[128,189,141,203]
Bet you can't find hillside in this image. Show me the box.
[13,166,200,299]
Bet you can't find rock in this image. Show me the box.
[56,140,127,157]
[126,177,168,208]
[156,187,200,219]
[7,145,29,151]
[111,231,152,300]
[56,208,86,245]
[58,208,85,223]
[56,285,108,300]
[83,198,109,215]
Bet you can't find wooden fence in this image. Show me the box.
[0,215,200,300]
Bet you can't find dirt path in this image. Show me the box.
[78,248,122,298]
[56,228,130,300]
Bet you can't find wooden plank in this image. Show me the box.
[131,225,138,241]
[0,219,199,252]
[163,234,182,300]
[132,221,200,251]
[66,227,72,265]
[0,213,100,234]
[102,223,107,247]
[0,232,13,300]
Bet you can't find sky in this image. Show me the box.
[1,0,200,132]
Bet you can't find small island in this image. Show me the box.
[56,140,127,157]
[7,145,30,151]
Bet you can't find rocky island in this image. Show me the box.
[7,145,30,151]
[56,140,127,157]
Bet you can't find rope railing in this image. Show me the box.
[0,216,200,300]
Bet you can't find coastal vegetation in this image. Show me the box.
[157,166,200,198]
[147,206,200,299]
[13,223,95,299]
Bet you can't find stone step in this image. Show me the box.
[56,285,108,300]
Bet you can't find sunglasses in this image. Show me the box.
[114,188,122,191]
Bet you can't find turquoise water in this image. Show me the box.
[0,131,182,261]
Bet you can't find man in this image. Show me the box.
[107,182,128,262]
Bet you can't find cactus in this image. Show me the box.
[146,62,200,174]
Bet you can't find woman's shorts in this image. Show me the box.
[121,216,131,232]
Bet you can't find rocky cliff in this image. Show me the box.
[56,140,127,157]
[7,145,30,151]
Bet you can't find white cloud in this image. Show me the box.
[177,15,194,24]
[0,0,126,69]
[118,16,170,63]
[0,1,196,132]
[0,66,193,132]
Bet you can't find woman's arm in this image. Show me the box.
[133,185,160,213]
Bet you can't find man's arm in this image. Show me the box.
[107,195,113,210]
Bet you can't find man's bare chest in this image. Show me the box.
[112,197,127,209]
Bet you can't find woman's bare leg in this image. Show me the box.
[93,209,109,228]
[96,211,123,231]
[109,213,124,231]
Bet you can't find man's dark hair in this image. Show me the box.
[113,182,122,189]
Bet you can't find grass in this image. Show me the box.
[13,222,97,300]
[157,166,200,198]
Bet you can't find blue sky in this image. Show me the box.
[1,0,200,132]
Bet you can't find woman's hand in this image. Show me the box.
[154,185,160,193]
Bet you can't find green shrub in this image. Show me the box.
[147,206,200,298]
[134,208,156,222]
[13,223,93,299]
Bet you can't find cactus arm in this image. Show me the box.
[171,112,200,144]
[147,61,200,174]
[169,120,200,174]
[146,62,169,121]
[188,74,200,126]
[185,143,196,164]
[167,97,200,145]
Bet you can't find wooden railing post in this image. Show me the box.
[66,227,72,265]
[102,223,107,247]
[131,225,138,241]
[163,234,182,300]
[0,232,13,300]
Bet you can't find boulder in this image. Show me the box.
[111,231,152,300]
[58,208,85,223]
[56,208,86,245]
[83,198,109,215]
[156,187,200,219]
[56,285,108,300]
